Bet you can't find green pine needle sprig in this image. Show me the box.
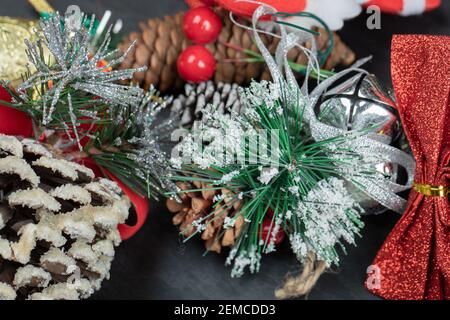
[168,80,387,277]
[0,8,177,199]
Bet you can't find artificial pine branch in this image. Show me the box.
[0,8,177,199]
[86,88,180,198]
[169,79,391,277]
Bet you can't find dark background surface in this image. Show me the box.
[1,0,449,300]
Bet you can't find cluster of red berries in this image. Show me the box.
[177,2,222,83]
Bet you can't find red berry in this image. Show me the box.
[183,6,222,44]
[260,216,285,245]
[177,45,216,83]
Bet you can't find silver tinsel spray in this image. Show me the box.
[1,8,178,199]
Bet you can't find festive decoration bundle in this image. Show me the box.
[166,4,416,298]
[0,0,446,301]
[0,8,183,233]
[0,6,178,299]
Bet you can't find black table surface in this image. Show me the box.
[1,0,449,300]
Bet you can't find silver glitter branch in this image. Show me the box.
[89,86,180,199]
[17,10,147,128]
[1,7,179,198]
[126,90,180,197]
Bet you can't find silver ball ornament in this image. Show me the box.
[316,73,401,214]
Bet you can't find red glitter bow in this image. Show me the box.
[366,35,450,300]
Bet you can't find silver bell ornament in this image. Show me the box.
[316,73,401,214]
[316,73,400,140]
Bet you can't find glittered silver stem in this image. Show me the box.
[249,4,415,213]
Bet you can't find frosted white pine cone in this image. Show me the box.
[0,134,130,300]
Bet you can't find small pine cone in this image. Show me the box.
[169,81,244,129]
[166,185,244,253]
[118,10,355,92]
[0,135,130,300]
[221,228,235,247]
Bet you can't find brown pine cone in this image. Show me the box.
[0,134,130,300]
[118,10,355,92]
[166,182,244,254]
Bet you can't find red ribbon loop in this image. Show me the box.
[79,158,149,241]
[104,171,149,240]
[0,86,33,137]
[366,35,450,300]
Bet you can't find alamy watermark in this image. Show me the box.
[366,264,381,289]
[171,127,282,168]
[366,5,382,30]
[65,5,83,31]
